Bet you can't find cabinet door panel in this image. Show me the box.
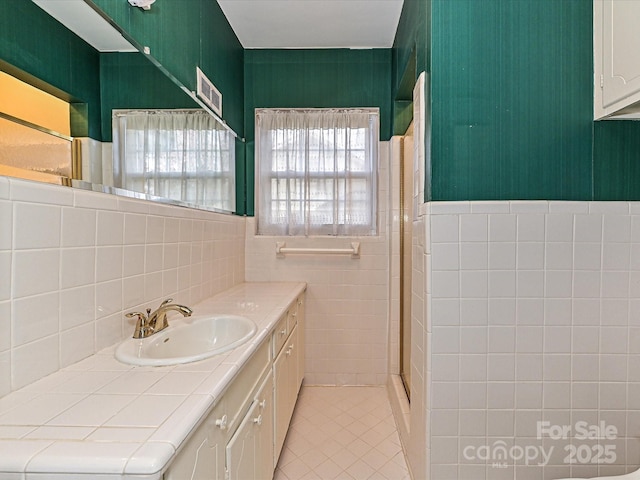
[164,399,226,480]
[226,399,260,480]
[286,325,298,422]
[164,435,221,480]
[256,374,274,480]
[296,296,305,391]
[273,344,290,463]
[602,0,640,107]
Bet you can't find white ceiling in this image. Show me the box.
[216,0,404,49]
[31,0,404,51]
[32,0,137,52]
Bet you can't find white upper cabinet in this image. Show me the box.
[594,0,640,119]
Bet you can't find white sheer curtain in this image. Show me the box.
[113,109,235,212]
[256,108,378,236]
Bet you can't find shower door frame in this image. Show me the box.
[399,122,414,400]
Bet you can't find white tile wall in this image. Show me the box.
[0,177,245,396]
[415,201,640,480]
[245,142,391,386]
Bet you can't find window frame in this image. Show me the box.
[255,107,379,237]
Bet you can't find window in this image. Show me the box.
[256,108,378,236]
[113,109,235,212]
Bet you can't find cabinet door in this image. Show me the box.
[226,399,260,480]
[600,0,640,108]
[164,433,221,480]
[273,344,291,464]
[295,296,305,391]
[286,325,299,416]
[255,374,274,480]
[164,399,227,480]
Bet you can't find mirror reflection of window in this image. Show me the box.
[113,109,236,213]
[0,71,74,184]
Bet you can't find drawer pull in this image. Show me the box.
[280,329,287,336]
[259,399,267,409]
[215,414,228,430]
[253,414,263,426]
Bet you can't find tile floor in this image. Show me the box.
[274,385,411,480]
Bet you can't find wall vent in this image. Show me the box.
[196,67,222,117]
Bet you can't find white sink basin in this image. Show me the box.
[115,314,258,366]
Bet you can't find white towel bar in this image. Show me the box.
[275,241,360,258]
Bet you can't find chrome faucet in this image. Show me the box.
[126,298,193,339]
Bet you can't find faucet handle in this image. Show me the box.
[126,311,152,339]
[153,299,175,331]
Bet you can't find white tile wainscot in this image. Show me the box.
[0,282,306,479]
[411,200,640,480]
[1,176,246,396]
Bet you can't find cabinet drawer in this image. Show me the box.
[288,300,299,330]
[224,338,270,434]
[273,297,301,357]
[272,312,289,357]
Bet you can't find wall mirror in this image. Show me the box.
[0,0,238,214]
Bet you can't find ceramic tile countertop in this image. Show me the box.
[0,282,306,480]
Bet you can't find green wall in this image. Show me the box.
[594,121,640,200]
[393,0,429,97]
[89,0,244,137]
[0,0,101,139]
[244,49,392,140]
[243,48,393,215]
[393,0,640,202]
[431,0,593,201]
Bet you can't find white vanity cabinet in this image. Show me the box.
[594,0,640,119]
[164,291,305,480]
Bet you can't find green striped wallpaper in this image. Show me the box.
[430,0,594,201]
[392,0,640,202]
[594,121,640,200]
